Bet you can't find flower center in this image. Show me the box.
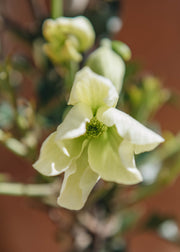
[86,117,107,138]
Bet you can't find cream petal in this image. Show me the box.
[33,132,70,176]
[97,107,164,154]
[62,39,82,62]
[68,16,95,51]
[88,127,142,184]
[56,103,93,141]
[43,16,95,51]
[56,135,88,161]
[57,149,99,210]
[118,139,142,182]
[68,67,118,112]
[43,19,63,42]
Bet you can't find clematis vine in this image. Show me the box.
[33,67,164,210]
[43,16,95,64]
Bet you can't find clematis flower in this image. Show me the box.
[33,67,164,210]
[43,16,95,64]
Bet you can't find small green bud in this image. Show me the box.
[112,40,131,61]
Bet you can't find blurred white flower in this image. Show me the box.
[43,16,95,64]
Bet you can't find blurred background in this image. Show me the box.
[0,0,180,251]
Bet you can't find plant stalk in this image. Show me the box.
[0,182,56,197]
[51,0,63,19]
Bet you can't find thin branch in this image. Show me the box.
[0,182,57,197]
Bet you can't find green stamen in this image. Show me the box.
[86,117,107,138]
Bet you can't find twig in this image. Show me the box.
[0,181,57,197]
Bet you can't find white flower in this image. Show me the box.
[33,67,164,210]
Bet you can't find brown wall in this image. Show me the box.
[120,0,180,133]
[120,0,180,251]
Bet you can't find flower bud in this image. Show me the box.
[43,16,95,64]
[86,46,125,93]
[112,40,131,61]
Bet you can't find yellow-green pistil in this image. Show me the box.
[86,117,107,138]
